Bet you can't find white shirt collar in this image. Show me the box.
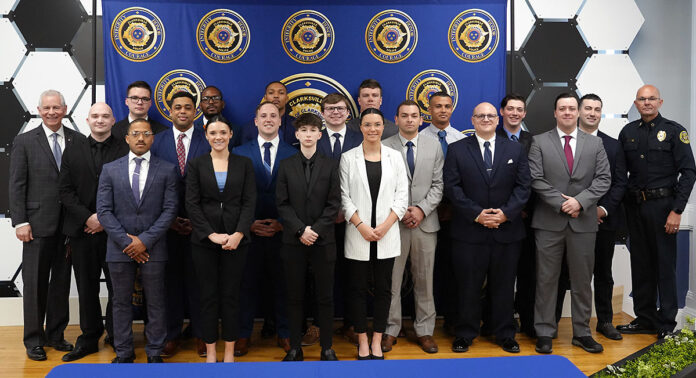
[128,114,149,123]
[326,125,347,139]
[173,125,194,141]
[556,126,578,140]
[474,133,495,146]
[42,123,64,139]
[129,150,151,162]
[258,134,280,148]
[398,132,418,146]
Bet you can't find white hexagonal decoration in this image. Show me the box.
[0,0,17,15]
[13,51,86,116]
[576,54,643,115]
[577,0,644,51]
[507,0,536,51]
[528,0,583,19]
[0,18,26,82]
[71,84,106,136]
[21,117,74,134]
[79,0,102,16]
[598,117,628,140]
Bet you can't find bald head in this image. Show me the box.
[87,102,115,141]
[634,84,663,121]
[471,102,499,139]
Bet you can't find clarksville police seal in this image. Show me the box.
[448,9,499,63]
[197,9,250,63]
[111,7,165,62]
[365,9,418,64]
[406,70,458,123]
[282,10,334,64]
[276,73,358,123]
[155,70,206,121]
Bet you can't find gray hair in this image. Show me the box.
[38,89,66,107]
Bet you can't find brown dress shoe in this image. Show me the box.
[301,325,320,346]
[234,338,250,357]
[277,337,291,352]
[343,326,359,346]
[417,335,439,354]
[381,335,397,353]
[160,339,180,358]
[196,338,207,357]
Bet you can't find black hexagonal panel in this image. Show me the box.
[0,152,9,216]
[524,85,577,136]
[71,16,104,84]
[13,0,85,49]
[506,51,536,101]
[0,83,29,146]
[521,20,591,83]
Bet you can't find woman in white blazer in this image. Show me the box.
[339,108,408,360]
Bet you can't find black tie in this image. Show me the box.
[484,141,493,175]
[332,134,342,160]
[303,160,312,185]
[511,134,519,142]
[94,142,104,173]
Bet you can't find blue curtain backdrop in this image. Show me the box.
[103,0,506,132]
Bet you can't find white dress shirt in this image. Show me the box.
[42,124,65,152]
[173,126,194,163]
[128,114,149,123]
[398,133,418,161]
[257,134,280,172]
[420,123,464,144]
[556,126,578,157]
[326,126,347,153]
[474,133,495,162]
[128,151,150,201]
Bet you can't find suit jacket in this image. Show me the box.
[232,138,298,220]
[239,112,298,147]
[383,133,444,233]
[59,135,129,237]
[597,130,628,231]
[346,118,399,140]
[340,144,408,260]
[444,136,531,243]
[97,154,179,262]
[316,128,363,160]
[185,153,257,247]
[111,118,168,143]
[496,127,533,154]
[9,125,81,237]
[276,152,341,245]
[529,129,611,233]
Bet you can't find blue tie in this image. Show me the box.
[483,141,492,176]
[132,157,143,202]
[437,130,448,157]
[263,142,272,175]
[332,133,342,160]
[406,141,415,177]
[51,132,62,170]
[511,134,519,142]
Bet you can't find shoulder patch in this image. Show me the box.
[680,130,690,144]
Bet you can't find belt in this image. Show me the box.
[628,187,673,204]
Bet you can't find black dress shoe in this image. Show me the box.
[597,323,623,340]
[356,346,371,360]
[26,346,47,361]
[320,349,338,361]
[47,339,74,352]
[371,354,384,360]
[572,336,603,353]
[498,338,520,353]
[535,337,552,354]
[147,356,164,363]
[451,337,471,353]
[657,330,672,340]
[62,346,98,362]
[616,322,656,334]
[111,355,135,363]
[282,348,304,362]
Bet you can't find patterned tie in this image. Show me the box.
[51,132,62,170]
[437,130,448,157]
[132,157,143,202]
[332,133,342,160]
[263,142,272,175]
[483,141,493,176]
[511,134,519,142]
[176,133,186,176]
[406,141,415,177]
[563,135,574,175]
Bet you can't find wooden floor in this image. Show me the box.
[1,313,656,377]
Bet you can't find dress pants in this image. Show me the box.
[386,224,437,337]
[192,243,247,343]
[625,196,678,332]
[109,261,166,358]
[22,235,71,349]
[452,240,520,341]
[164,230,202,341]
[433,220,457,328]
[282,243,336,350]
[348,246,395,334]
[70,232,113,349]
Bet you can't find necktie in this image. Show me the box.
[263,142,272,175]
[437,130,448,157]
[303,160,312,185]
[332,133,342,160]
[94,142,104,174]
[483,141,493,175]
[176,133,186,176]
[511,134,519,142]
[406,141,415,177]
[563,135,574,175]
[132,157,143,202]
[51,133,62,170]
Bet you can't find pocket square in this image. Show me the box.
[507,159,513,164]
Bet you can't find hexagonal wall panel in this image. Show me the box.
[71,16,104,84]
[528,0,583,19]
[507,52,535,100]
[598,117,628,140]
[0,18,25,82]
[0,0,16,15]
[78,0,102,16]
[576,54,643,115]
[577,0,644,51]
[522,21,591,83]
[524,85,576,135]
[13,51,86,116]
[0,84,28,144]
[507,0,536,51]
[13,0,84,49]
[72,84,106,135]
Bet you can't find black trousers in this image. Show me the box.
[348,246,395,334]
[625,196,678,332]
[22,235,71,349]
[164,230,202,341]
[282,243,336,349]
[453,240,520,342]
[514,222,536,333]
[192,243,247,343]
[70,232,113,348]
[332,223,352,325]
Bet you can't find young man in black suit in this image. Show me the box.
[276,113,341,361]
[112,81,167,142]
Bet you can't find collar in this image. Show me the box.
[639,113,663,127]
[88,134,112,146]
[503,126,521,140]
[129,150,151,162]
[430,123,452,134]
[258,134,280,148]
[475,133,495,145]
[556,126,578,140]
[42,123,65,139]
[299,151,317,164]
[173,125,194,141]
[326,125,347,139]
[128,114,148,123]
[398,132,418,146]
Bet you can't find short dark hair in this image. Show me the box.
[126,81,152,96]
[321,93,348,112]
[395,99,421,116]
[358,79,382,96]
[202,85,222,95]
[293,113,323,130]
[428,91,452,104]
[255,101,278,115]
[127,118,152,133]
[580,93,603,107]
[554,92,579,109]
[500,93,526,109]
[359,108,385,125]
[205,114,231,130]
[170,91,196,105]
[265,81,287,92]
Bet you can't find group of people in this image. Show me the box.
[9,77,694,364]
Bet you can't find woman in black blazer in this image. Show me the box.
[186,116,256,363]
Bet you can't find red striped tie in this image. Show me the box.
[176,133,186,176]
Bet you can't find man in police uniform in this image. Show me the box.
[616,85,696,339]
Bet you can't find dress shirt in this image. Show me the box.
[503,127,522,141]
[474,134,495,162]
[128,114,149,123]
[42,124,65,152]
[326,126,347,153]
[420,123,464,144]
[257,134,280,172]
[173,126,194,162]
[128,151,151,201]
[556,126,578,157]
[398,133,419,161]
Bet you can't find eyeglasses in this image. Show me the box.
[201,96,222,103]
[473,114,499,120]
[636,97,660,102]
[325,106,347,113]
[128,131,154,137]
[127,96,151,103]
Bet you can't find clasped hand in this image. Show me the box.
[561,194,581,218]
[300,226,319,246]
[208,232,243,250]
[477,208,507,228]
[124,234,148,263]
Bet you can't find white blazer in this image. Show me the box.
[340,143,408,261]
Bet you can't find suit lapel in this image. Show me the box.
[466,137,490,185]
[489,137,506,181]
[306,155,320,198]
[318,130,331,156]
[573,131,586,176]
[355,145,371,196]
[80,138,98,177]
[120,157,139,208]
[139,156,157,206]
[548,130,571,176]
[35,127,59,172]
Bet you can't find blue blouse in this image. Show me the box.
[215,171,227,192]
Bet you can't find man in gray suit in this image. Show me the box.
[382,100,444,354]
[528,92,610,354]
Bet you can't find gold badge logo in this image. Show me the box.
[111,7,165,62]
[282,10,334,64]
[406,70,458,122]
[365,9,418,63]
[680,130,690,144]
[448,9,499,63]
[657,130,666,142]
[196,9,250,63]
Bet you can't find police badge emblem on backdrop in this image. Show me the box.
[197,9,250,63]
[407,69,458,122]
[282,10,335,64]
[449,9,500,63]
[279,73,358,123]
[365,9,418,64]
[111,7,165,62]
[155,69,206,121]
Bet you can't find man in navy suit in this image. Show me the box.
[240,81,298,147]
[193,86,241,148]
[97,119,178,363]
[443,102,530,354]
[232,101,298,356]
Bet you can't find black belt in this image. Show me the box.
[628,187,673,204]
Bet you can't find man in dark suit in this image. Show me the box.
[233,101,298,356]
[112,81,167,142]
[345,79,398,139]
[193,86,241,148]
[444,102,530,354]
[10,89,80,361]
[97,119,178,363]
[59,102,129,361]
[240,81,298,147]
[276,113,341,361]
[150,91,211,357]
